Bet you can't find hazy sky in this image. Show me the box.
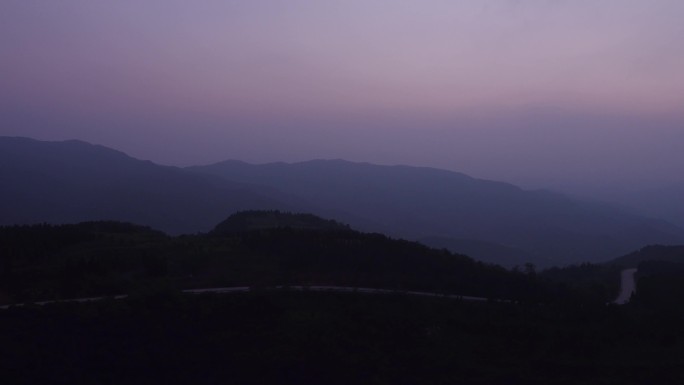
[2,1,683,193]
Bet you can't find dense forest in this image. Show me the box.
[2,211,684,384]
[2,289,684,384]
[0,213,566,305]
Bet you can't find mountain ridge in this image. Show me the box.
[3,136,684,266]
[0,137,296,234]
[189,157,684,265]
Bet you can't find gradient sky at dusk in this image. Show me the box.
[2,1,683,193]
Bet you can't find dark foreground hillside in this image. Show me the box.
[2,213,684,384]
[2,291,684,385]
[0,215,564,305]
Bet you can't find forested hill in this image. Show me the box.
[0,213,588,306]
[3,218,684,384]
[4,137,683,268]
[189,159,684,265]
[212,210,350,234]
[3,214,683,384]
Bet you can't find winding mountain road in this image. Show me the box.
[0,286,497,310]
[3,271,641,310]
[613,268,638,305]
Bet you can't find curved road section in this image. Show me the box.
[1,286,498,310]
[613,268,638,305]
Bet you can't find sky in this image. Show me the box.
[1,0,683,194]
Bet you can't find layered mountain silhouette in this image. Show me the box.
[608,245,684,268]
[3,136,683,266]
[0,137,294,234]
[189,159,684,265]
[615,182,684,229]
[417,237,540,268]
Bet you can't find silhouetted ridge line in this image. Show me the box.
[3,136,684,265]
[212,210,351,235]
[188,157,684,265]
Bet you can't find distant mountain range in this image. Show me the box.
[608,245,684,268]
[2,136,683,266]
[189,159,684,266]
[417,237,541,267]
[0,137,294,234]
[615,182,684,229]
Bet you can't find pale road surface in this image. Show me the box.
[613,268,638,305]
[2,273,641,310]
[0,286,496,310]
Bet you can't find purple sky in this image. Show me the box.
[2,0,683,193]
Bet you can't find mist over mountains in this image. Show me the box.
[614,182,684,230]
[2,136,683,267]
[189,159,684,266]
[0,137,293,234]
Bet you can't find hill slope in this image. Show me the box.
[189,159,684,265]
[418,236,541,268]
[212,210,350,234]
[3,137,682,265]
[0,214,555,305]
[0,137,292,234]
[608,245,684,268]
[617,181,684,229]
